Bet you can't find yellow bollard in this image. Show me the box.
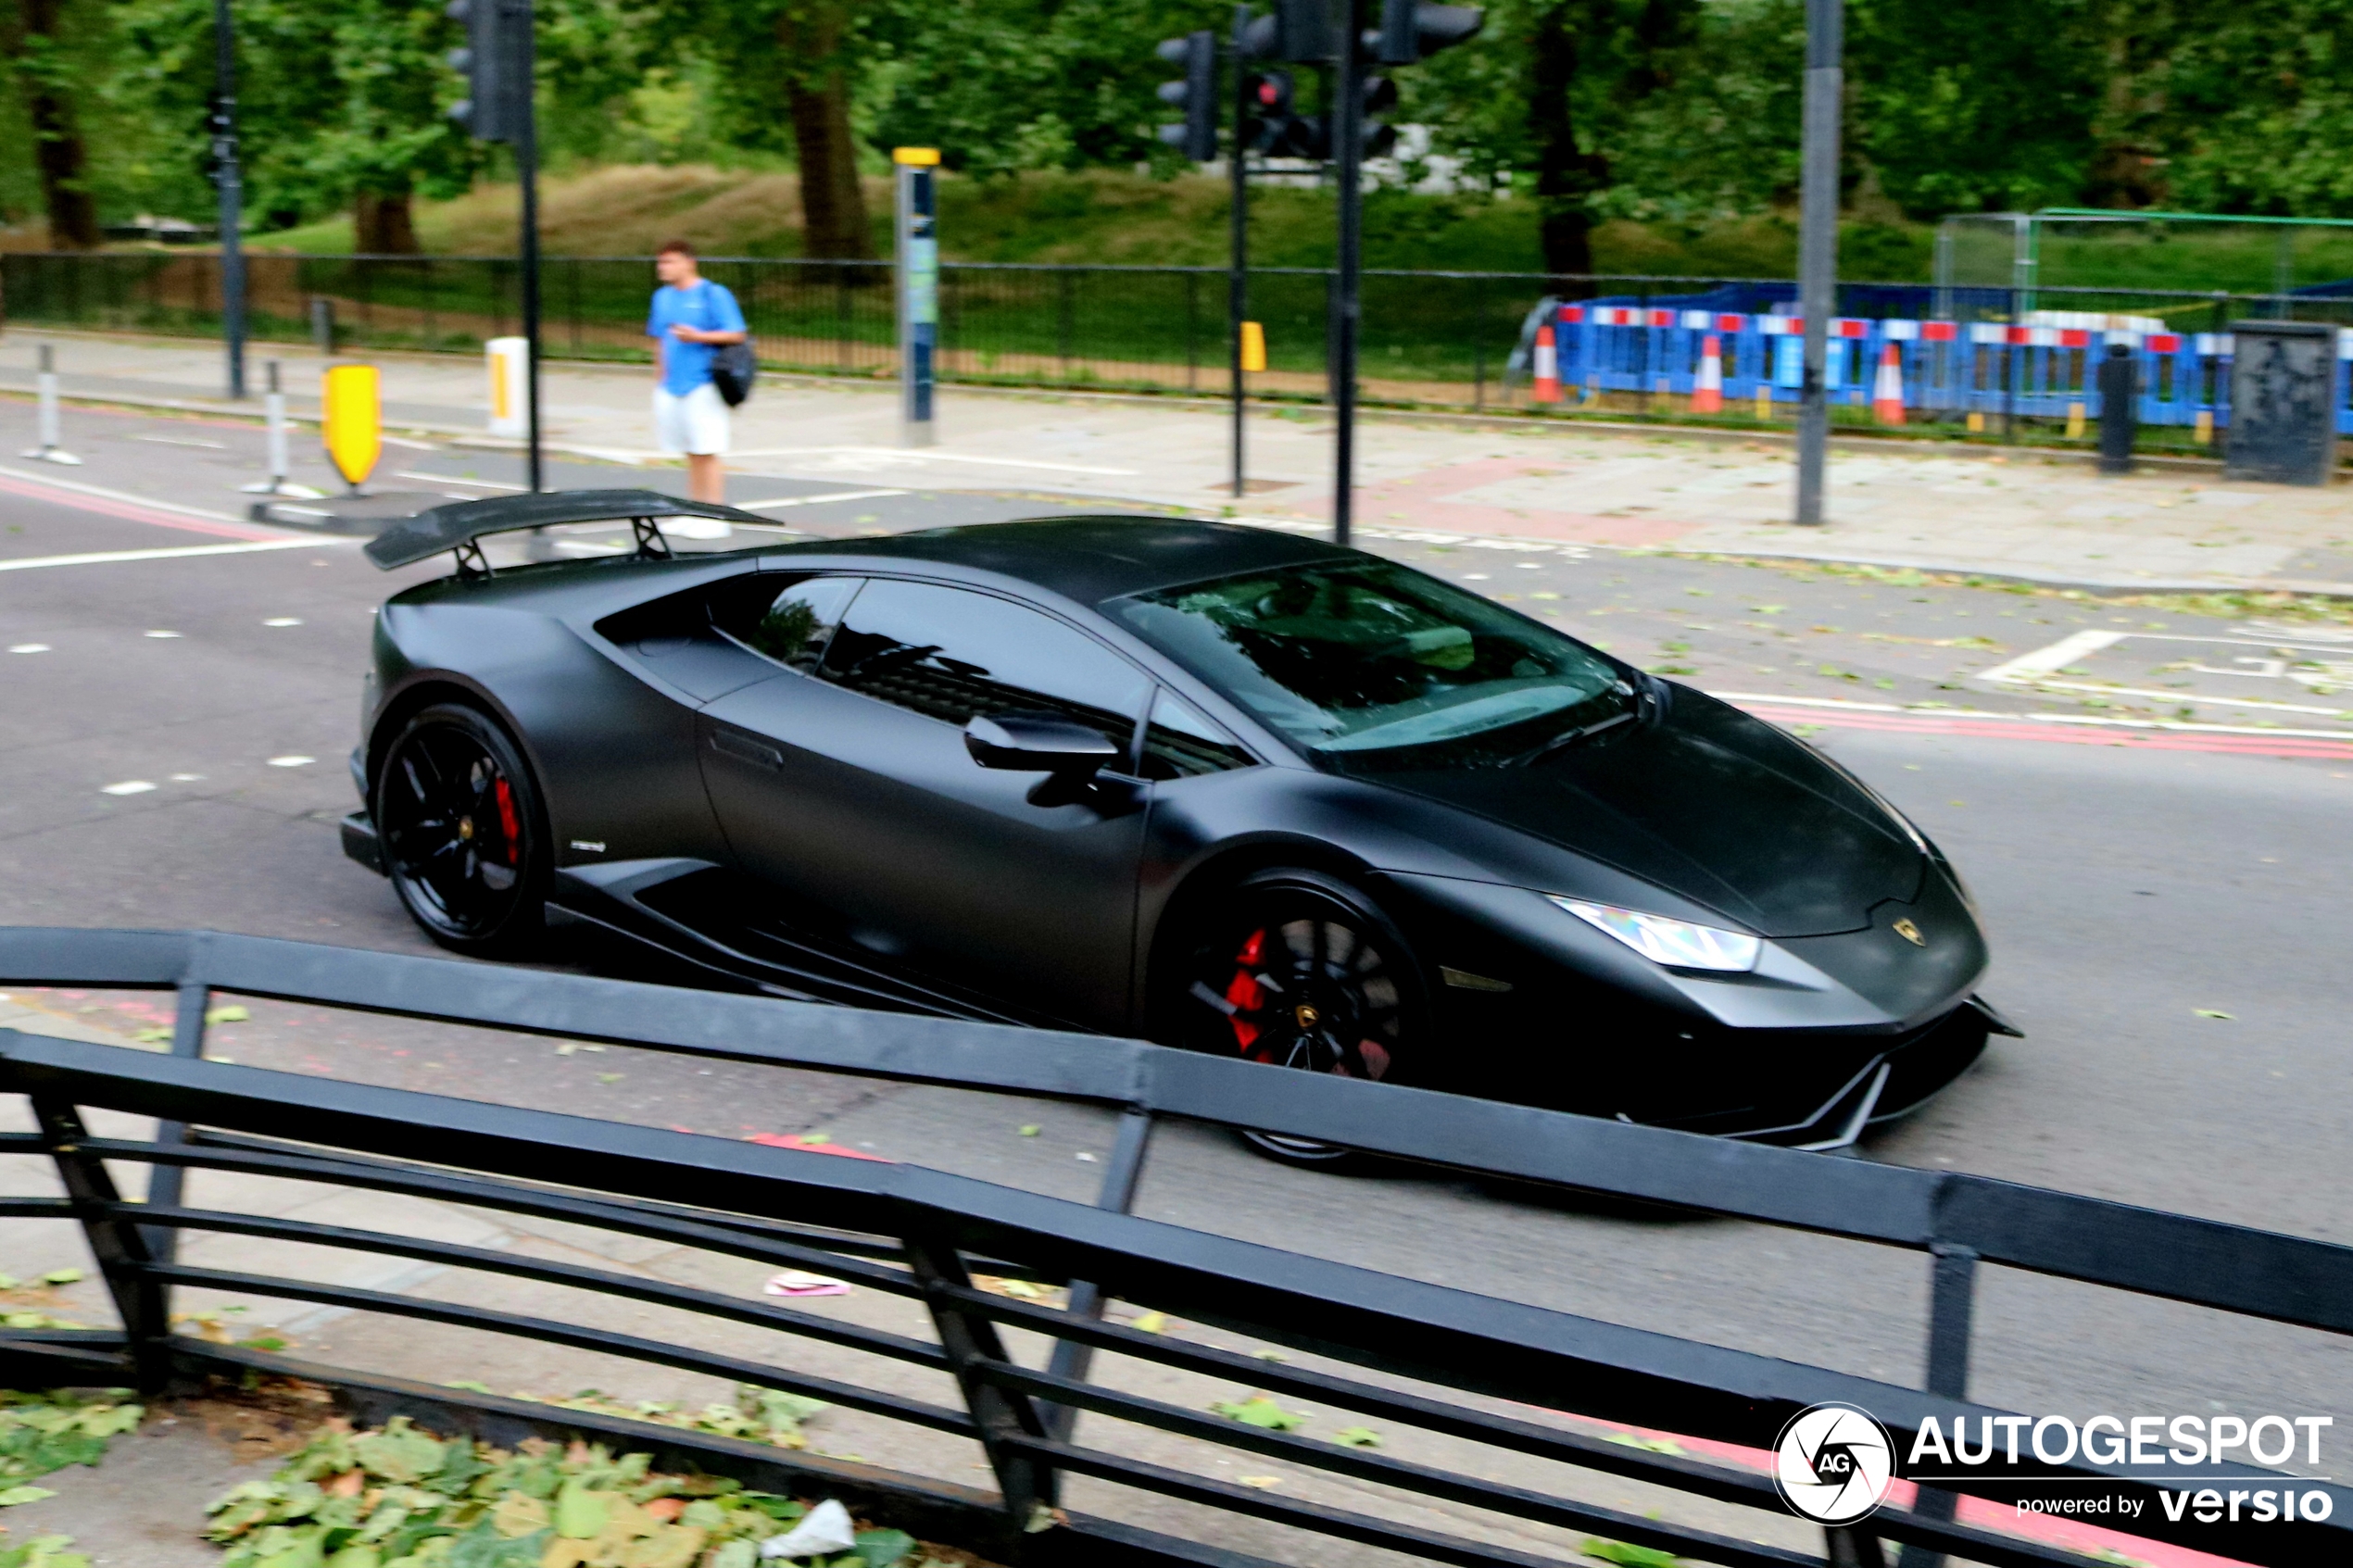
[1239,320,1266,373]
[1967,411,1985,434]
[1755,385,1772,420]
[322,363,382,494]
[2194,409,2214,445]
[2067,402,2086,440]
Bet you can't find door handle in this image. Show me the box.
[711,730,784,770]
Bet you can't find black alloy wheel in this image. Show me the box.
[1176,870,1423,1167]
[375,702,548,956]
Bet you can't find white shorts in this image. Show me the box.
[654,382,730,457]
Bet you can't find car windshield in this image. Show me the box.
[1114,560,1629,771]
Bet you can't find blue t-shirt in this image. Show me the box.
[647,280,747,395]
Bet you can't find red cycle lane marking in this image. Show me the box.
[1589,1419,2254,1568]
[0,473,281,542]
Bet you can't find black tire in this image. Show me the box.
[373,702,549,957]
[1167,869,1427,1168]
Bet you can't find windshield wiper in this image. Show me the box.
[1507,705,1637,769]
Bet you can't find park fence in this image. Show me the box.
[6,250,2353,438]
[0,926,2348,1568]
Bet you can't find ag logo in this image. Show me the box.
[1773,1402,1895,1524]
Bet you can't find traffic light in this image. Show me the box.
[1155,31,1218,163]
[1241,69,1316,158]
[1239,0,1337,62]
[1358,74,1399,159]
[446,0,530,144]
[1371,0,1485,65]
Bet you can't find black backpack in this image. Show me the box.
[711,340,757,407]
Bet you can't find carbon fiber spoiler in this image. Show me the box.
[362,487,765,571]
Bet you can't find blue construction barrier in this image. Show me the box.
[1533,304,2353,433]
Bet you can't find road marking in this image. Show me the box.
[1976,629,2129,684]
[1707,690,2353,740]
[263,617,303,627]
[7,643,48,653]
[2007,676,2351,720]
[133,434,228,450]
[1711,691,2353,759]
[101,780,156,796]
[0,461,267,536]
[736,488,909,511]
[0,538,350,574]
[381,434,438,450]
[732,445,1139,475]
[267,755,315,768]
[396,471,524,490]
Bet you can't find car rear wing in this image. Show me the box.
[363,488,765,573]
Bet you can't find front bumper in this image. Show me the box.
[341,811,384,875]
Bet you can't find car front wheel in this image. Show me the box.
[1171,870,1424,1167]
[374,702,548,957]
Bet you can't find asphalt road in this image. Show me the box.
[2,398,2347,1461]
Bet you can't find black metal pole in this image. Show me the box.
[1229,6,1252,500]
[516,0,543,493]
[1328,0,1366,548]
[1793,0,1841,524]
[209,0,245,399]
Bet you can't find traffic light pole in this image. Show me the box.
[1793,0,1841,526]
[1328,0,1367,549]
[209,0,245,400]
[514,0,543,494]
[1229,6,1251,501]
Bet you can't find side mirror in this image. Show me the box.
[963,713,1119,777]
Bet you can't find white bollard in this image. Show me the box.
[240,361,320,495]
[20,344,81,465]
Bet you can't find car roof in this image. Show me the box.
[766,515,1357,607]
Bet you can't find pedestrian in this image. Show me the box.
[647,239,748,507]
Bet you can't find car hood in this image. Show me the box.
[1356,686,1922,937]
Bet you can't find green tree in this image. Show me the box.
[2136,0,2353,215]
[6,0,99,246]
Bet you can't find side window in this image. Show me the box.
[819,579,1151,751]
[713,575,863,672]
[1139,689,1257,780]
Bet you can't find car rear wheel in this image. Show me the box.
[1172,870,1423,1168]
[375,702,548,957]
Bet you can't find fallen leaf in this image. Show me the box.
[1017,1124,1040,1137]
[1211,1396,1305,1431]
[1582,1537,1680,1568]
[0,1485,57,1506]
[39,1269,82,1286]
[2193,1010,2234,1020]
[1237,1475,1280,1489]
[206,1004,250,1024]
[597,1073,623,1084]
[1130,1311,1166,1335]
[1333,1426,1381,1448]
[133,1027,173,1043]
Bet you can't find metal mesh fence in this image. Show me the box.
[5,251,2348,438]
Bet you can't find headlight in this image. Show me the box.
[1548,897,1762,972]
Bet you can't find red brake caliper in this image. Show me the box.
[493,778,521,866]
[1225,928,1266,1055]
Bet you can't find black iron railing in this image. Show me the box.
[0,927,2344,1568]
[7,252,2350,425]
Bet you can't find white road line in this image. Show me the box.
[736,488,908,511]
[1708,690,2353,742]
[2004,677,2352,720]
[0,462,249,524]
[396,471,525,490]
[133,434,228,450]
[1976,629,2129,684]
[730,445,1139,476]
[0,538,351,573]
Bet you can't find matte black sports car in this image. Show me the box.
[343,490,2011,1155]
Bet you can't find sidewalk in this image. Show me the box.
[6,329,2353,595]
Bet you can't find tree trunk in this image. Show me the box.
[775,1,875,263]
[354,188,420,254]
[16,0,98,250]
[1529,0,1605,288]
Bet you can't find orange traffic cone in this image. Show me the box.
[1872,342,1905,425]
[1692,333,1723,413]
[1533,324,1561,404]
